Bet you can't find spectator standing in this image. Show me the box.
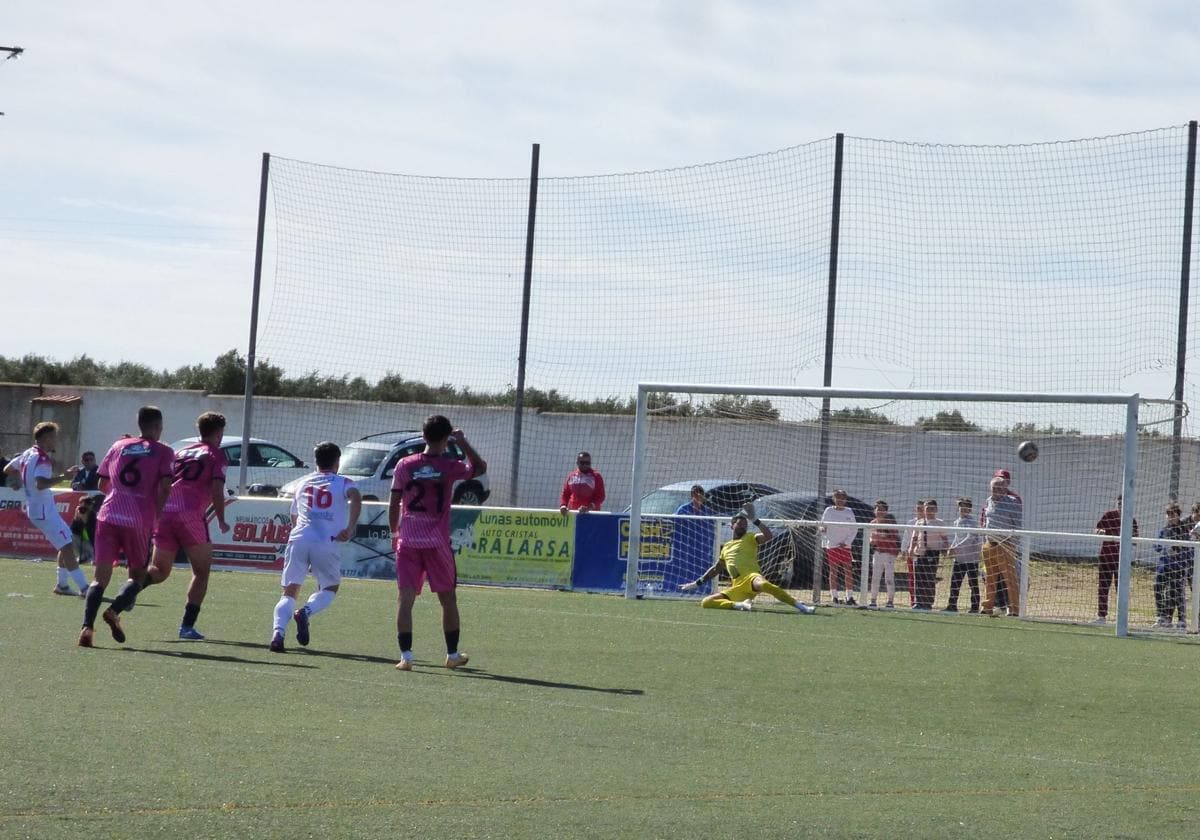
[820,489,859,605]
[912,500,949,610]
[899,500,924,607]
[1093,495,1137,625]
[71,451,100,491]
[559,452,605,514]
[1153,503,1191,630]
[944,498,982,613]
[981,477,1023,617]
[867,500,899,609]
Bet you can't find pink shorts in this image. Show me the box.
[95,520,151,572]
[395,543,457,594]
[154,514,210,552]
[826,546,853,568]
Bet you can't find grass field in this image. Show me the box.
[2,557,1200,839]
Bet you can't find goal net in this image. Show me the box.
[627,384,1199,638]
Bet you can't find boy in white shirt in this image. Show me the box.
[820,489,859,605]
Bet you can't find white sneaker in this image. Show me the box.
[794,602,816,615]
[1154,617,1171,628]
[1090,616,1107,625]
[1177,620,1188,631]
[733,601,752,612]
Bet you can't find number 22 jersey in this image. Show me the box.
[162,442,228,519]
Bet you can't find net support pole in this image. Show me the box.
[1115,396,1139,637]
[1019,538,1031,619]
[814,132,844,603]
[859,525,871,605]
[510,143,540,507]
[239,152,270,496]
[626,387,650,598]
[1170,120,1197,500]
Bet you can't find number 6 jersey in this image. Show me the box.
[96,437,176,529]
[289,470,356,544]
[390,452,474,548]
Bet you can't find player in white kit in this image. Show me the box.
[4,422,87,596]
[268,442,362,652]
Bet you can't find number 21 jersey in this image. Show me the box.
[390,453,472,548]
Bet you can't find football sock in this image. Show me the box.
[444,628,460,655]
[57,568,69,588]
[305,589,335,618]
[757,580,797,606]
[398,631,413,653]
[273,596,295,634]
[82,583,106,628]
[109,579,141,614]
[182,602,201,628]
[69,568,89,592]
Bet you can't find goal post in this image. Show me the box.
[627,383,1152,637]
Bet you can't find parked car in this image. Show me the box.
[630,480,783,515]
[170,435,309,497]
[279,430,490,504]
[752,492,875,589]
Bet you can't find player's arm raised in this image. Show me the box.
[452,430,487,477]
[339,486,363,542]
[744,503,773,544]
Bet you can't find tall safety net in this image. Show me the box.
[253,126,1196,515]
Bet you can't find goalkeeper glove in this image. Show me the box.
[741,501,757,522]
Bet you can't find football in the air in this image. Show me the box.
[1017,440,1039,462]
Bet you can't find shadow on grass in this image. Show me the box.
[447,668,644,696]
[127,645,317,669]
[202,638,398,665]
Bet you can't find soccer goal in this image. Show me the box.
[626,384,1200,638]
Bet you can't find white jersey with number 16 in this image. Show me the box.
[289,471,356,544]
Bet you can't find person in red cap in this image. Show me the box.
[559,452,605,515]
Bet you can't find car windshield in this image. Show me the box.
[639,489,693,515]
[339,446,387,477]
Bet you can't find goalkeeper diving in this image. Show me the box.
[680,503,817,614]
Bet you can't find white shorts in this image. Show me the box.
[26,503,73,551]
[282,540,342,590]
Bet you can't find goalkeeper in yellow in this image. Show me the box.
[679,503,816,613]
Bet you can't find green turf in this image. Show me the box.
[2,557,1199,839]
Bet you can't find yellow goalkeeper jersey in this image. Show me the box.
[720,533,761,579]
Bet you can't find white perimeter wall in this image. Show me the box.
[13,383,1200,542]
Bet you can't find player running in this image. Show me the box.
[680,503,817,614]
[4,422,87,597]
[123,411,230,640]
[79,406,175,647]
[268,442,362,652]
[389,414,487,672]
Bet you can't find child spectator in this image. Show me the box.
[1154,503,1192,629]
[944,498,982,613]
[900,500,924,607]
[868,500,899,609]
[820,489,858,605]
[912,500,949,610]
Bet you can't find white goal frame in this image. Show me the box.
[627,384,1141,636]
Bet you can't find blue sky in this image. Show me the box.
[1,1,1197,380]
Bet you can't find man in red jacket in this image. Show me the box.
[559,451,605,514]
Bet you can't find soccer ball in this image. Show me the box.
[1017,440,1039,462]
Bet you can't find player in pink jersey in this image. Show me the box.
[3,421,86,596]
[78,406,175,647]
[268,441,362,652]
[136,412,230,640]
[389,414,486,672]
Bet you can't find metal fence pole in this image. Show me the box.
[813,133,844,603]
[510,143,540,507]
[1170,120,1197,499]
[239,152,270,496]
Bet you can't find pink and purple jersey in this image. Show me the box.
[162,442,228,518]
[97,437,175,529]
[390,452,472,548]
